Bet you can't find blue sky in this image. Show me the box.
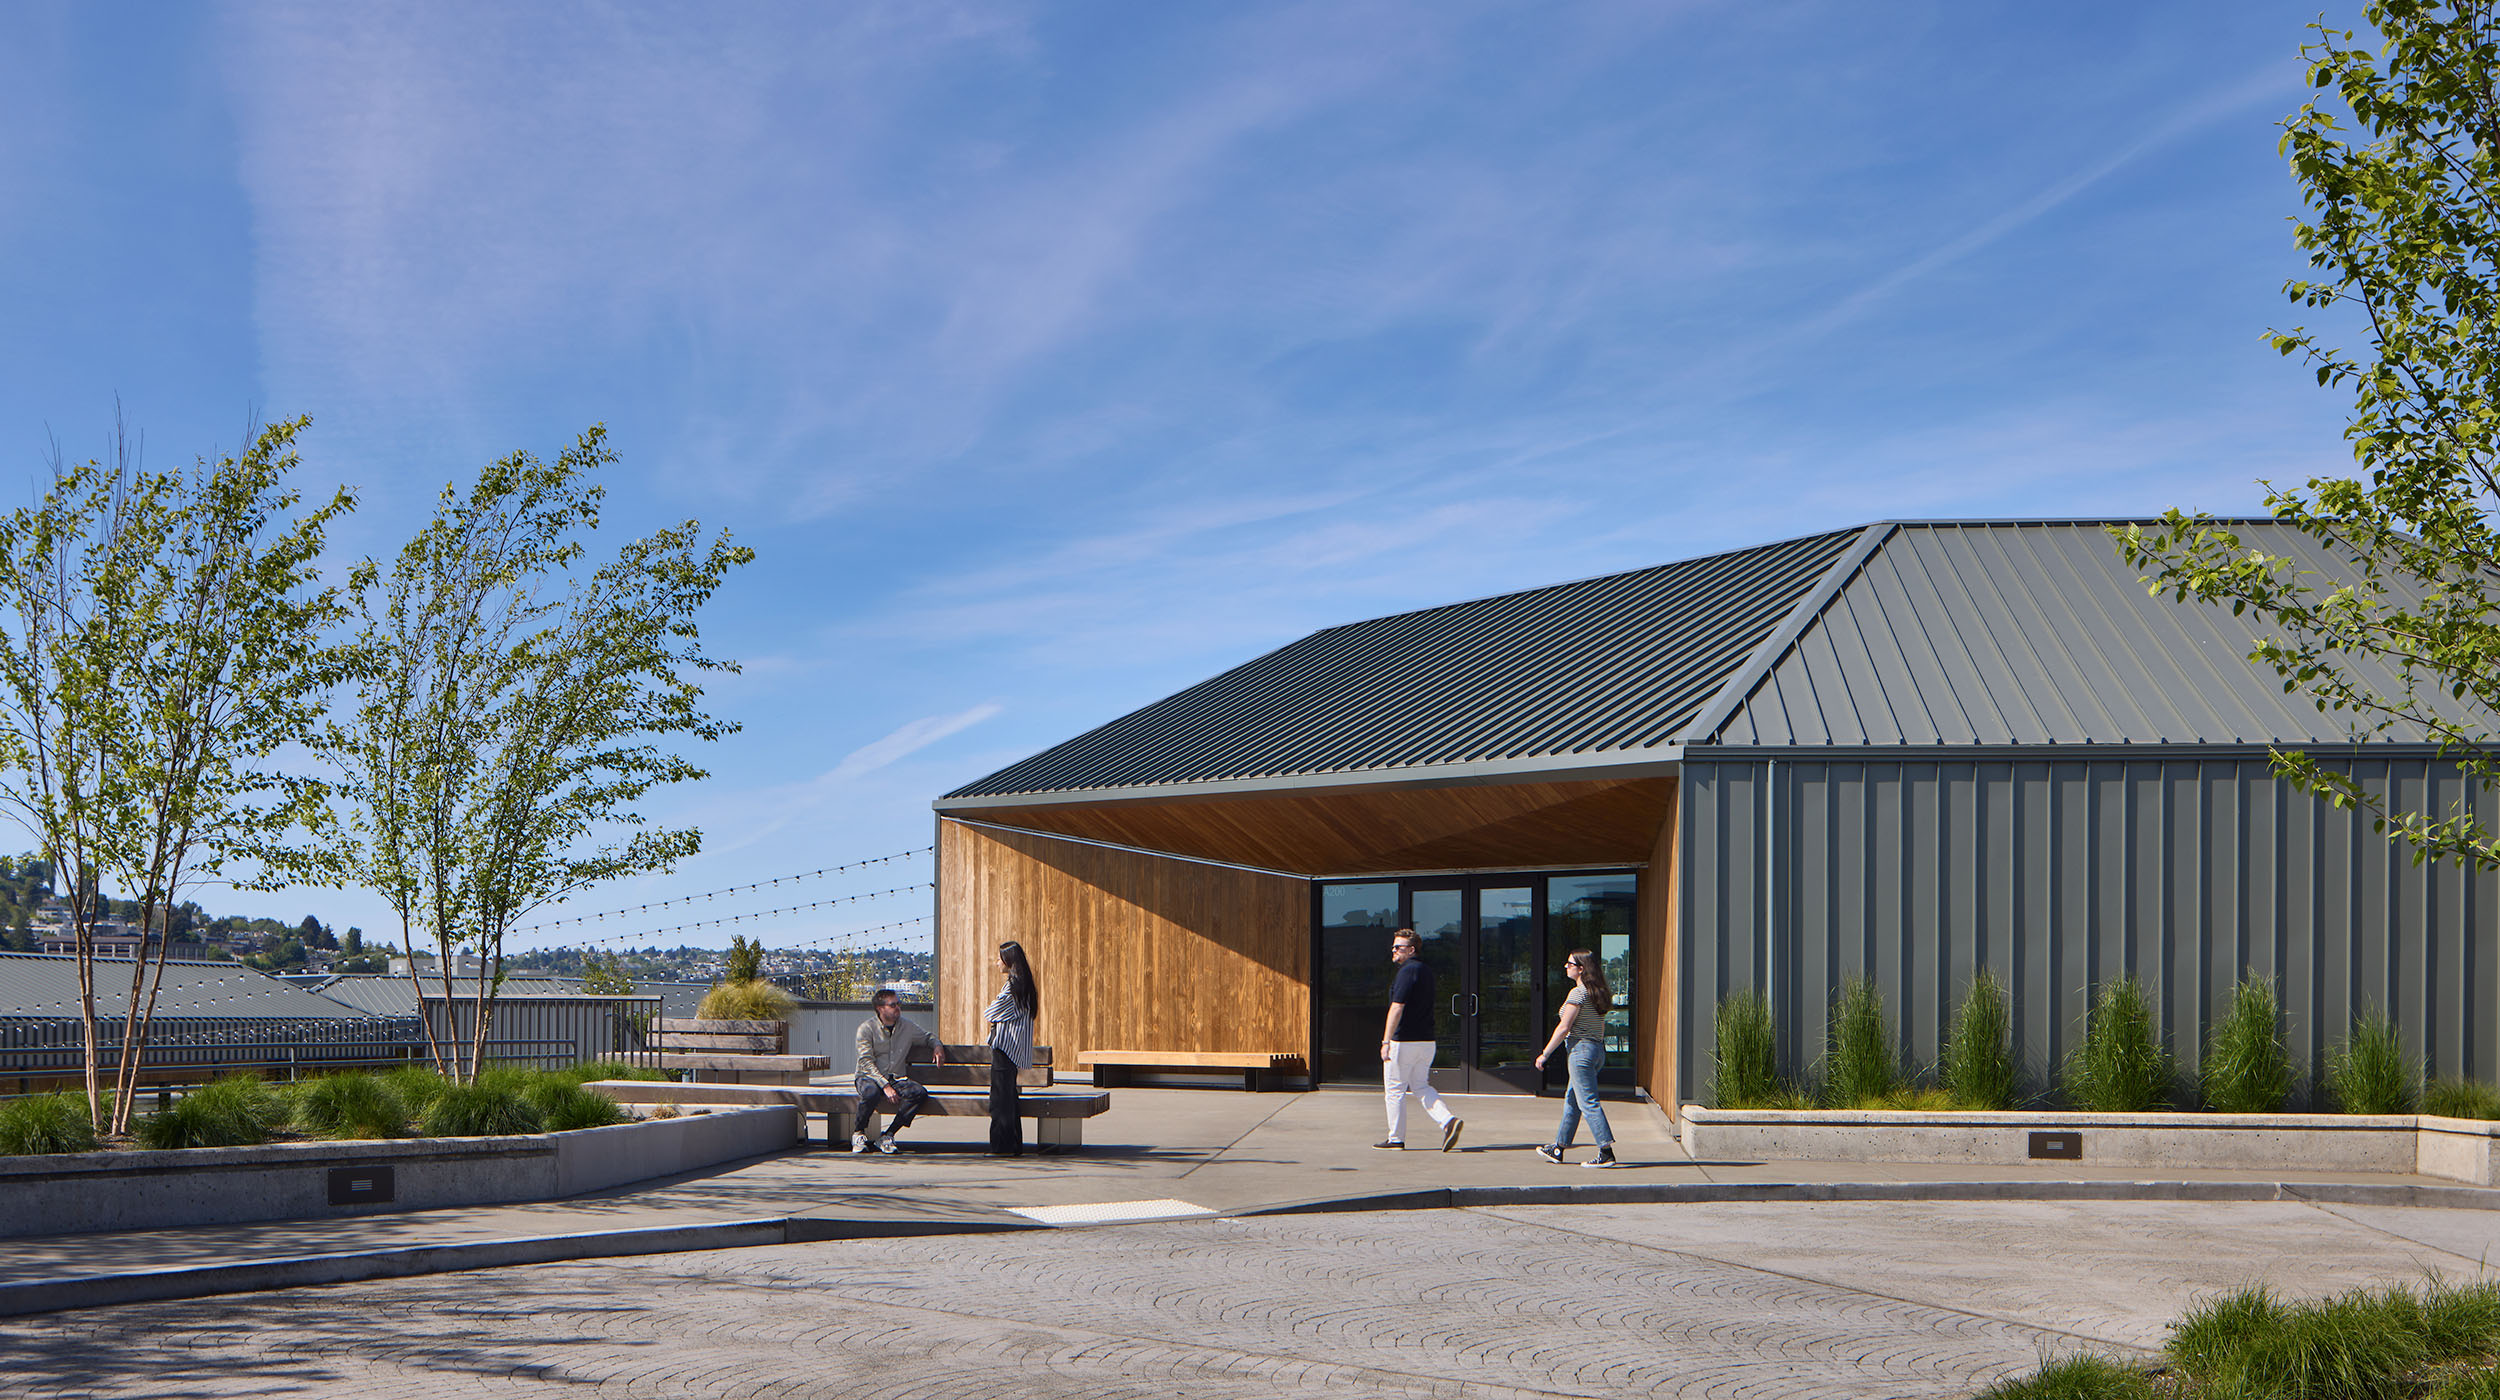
[0,3,2354,956]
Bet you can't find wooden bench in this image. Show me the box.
[904,1043,1054,1089]
[583,1078,1110,1148]
[1080,1050,1307,1092]
[651,1017,831,1085]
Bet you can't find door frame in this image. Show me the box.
[1311,867,1640,1096]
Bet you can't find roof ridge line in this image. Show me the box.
[1673,523,1900,746]
[1300,522,1871,637]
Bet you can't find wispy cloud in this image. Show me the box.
[705,702,1004,858]
[1783,62,2301,348]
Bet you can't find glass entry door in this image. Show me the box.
[1314,868,1637,1094]
[1409,881,1542,1095]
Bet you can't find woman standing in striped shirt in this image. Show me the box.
[986,941,1039,1157]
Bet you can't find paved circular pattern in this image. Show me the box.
[1,1199,2491,1398]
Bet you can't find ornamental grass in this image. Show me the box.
[1941,968,2021,1109]
[1822,976,1900,1109]
[2062,976,2172,1112]
[2200,975,2293,1114]
[2328,1012,2420,1115]
[136,1074,287,1150]
[0,1091,100,1156]
[1711,991,1793,1108]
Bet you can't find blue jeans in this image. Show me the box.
[1554,1039,1613,1148]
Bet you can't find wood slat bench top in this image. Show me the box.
[586,1081,1109,1119]
[1080,1051,1303,1070]
[651,1053,830,1072]
[660,1033,786,1053]
[915,1044,1053,1067]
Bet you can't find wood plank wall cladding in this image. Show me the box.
[1676,754,2500,1107]
[937,819,1311,1064]
[1632,784,1680,1113]
[958,776,1674,877]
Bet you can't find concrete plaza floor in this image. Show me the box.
[0,1087,2491,1397]
[4,1195,2496,1397]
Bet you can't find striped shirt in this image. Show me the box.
[986,983,1035,1070]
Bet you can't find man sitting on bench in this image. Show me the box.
[853,988,943,1153]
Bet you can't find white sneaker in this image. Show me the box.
[876,1133,898,1155]
[850,1132,870,1154]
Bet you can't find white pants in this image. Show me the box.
[1384,1040,1455,1142]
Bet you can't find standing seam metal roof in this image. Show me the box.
[945,518,2499,805]
[944,527,1867,799]
[1705,519,2496,746]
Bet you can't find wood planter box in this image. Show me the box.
[0,1104,800,1241]
[1679,1104,2500,1185]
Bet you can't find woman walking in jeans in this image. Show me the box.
[1532,949,1618,1168]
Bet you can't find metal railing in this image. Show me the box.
[0,993,665,1088]
[419,994,664,1073]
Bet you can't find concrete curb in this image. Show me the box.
[0,1213,1044,1321]
[1236,1177,2500,1216]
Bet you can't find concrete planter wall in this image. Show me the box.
[0,1104,799,1240]
[1680,1105,2500,1186]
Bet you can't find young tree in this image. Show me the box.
[320,426,749,1079]
[0,415,349,1127]
[2122,2,2500,869]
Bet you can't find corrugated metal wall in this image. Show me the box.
[1676,754,2497,1106]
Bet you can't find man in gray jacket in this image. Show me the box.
[853,988,942,1154]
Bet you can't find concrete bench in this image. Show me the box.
[584,1078,1110,1149]
[1080,1050,1306,1092]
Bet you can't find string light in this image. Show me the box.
[517,846,932,932]
[564,887,932,946]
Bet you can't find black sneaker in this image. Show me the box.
[1372,1138,1404,1150]
[1441,1118,1464,1152]
[1535,1143,1565,1166]
[1583,1147,1618,1169]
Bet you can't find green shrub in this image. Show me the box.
[1822,976,1899,1108]
[0,1092,100,1155]
[2329,1012,2420,1115]
[528,1079,628,1132]
[2062,977,2172,1111]
[2201,975,2293,1114]
[1970,1352,2157,1399]
[1941,968,2020,1109]
[420,1082,544,1137]
[137,1074,284,1150]
[1711,991,1785,1108]
[1873,1085,1958,1111]
[696,979,793,1022]
[2425,1078,2500,1121]
[294,1073,409,1140]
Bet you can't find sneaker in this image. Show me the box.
[1372,1138,1404,1150]
[1535,1143,1565,1166]
[850,1132,870,1154]
[1441,1118,1464,1152]
[1583,1147,1618,1169]
[876,1133,898,1155]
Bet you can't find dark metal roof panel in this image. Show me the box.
[0,953,396,1023]
[1710,520,2494,746]
[946,526,1869,799]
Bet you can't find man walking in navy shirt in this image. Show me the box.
[1377,927,1462,1151]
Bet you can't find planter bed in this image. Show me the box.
[0,1104,800,1240]
[1679,1104,2500,1184]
